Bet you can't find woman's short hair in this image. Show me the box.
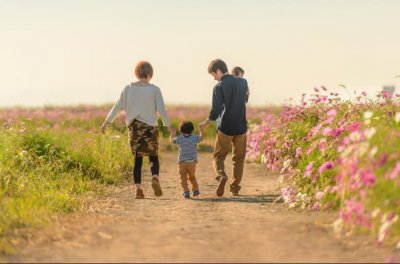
[135,61,153,79]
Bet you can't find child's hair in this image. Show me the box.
[208,59,228,74]
[135,61,153,79]
[232,66,245,77]
[179,121,194,134]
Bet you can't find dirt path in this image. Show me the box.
[6,152,398,263]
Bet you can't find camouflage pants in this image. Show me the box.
[128,119,159,157]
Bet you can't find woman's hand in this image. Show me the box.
[101,122,108,134]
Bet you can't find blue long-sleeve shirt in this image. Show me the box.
[208,74,248,136]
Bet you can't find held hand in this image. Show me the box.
[198,122,207,132]
[101,122,108,134]
[168,126,176,135]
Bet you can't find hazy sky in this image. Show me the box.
[1,0,400,107]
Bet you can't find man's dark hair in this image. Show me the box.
[232,66,245,77]
[208,59,228,74]
[179,121,194,134]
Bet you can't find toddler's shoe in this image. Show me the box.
[193,190,200,197]
[183,191,190,198]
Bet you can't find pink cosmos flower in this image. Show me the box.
[306,146,314,155]
[316,191,324,200]
[331,128,343,138]
[323,127,332,137]
[304,161,314,177]
[327,109,337,117]
[314,86,320,93]
[295,147,302,158]
[382,90,392,99]
[325,116,334,124]
[347,122,361,132]
[312,202,321,211]
[389,161,400,180]
[318,139,327,152]
[319,161,334,174]
[360,169,376,186]
[340,199,368,227]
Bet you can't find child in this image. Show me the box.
[231,66,245,78]
[101,61,172,199]
[232,66,250,102]
[170,121,204,198]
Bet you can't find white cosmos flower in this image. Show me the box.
[363,111,373,120]
[369,146,378,158]
[364,127,377,139]
[395,112,400,123]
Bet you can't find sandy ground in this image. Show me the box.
[5,152,399,263]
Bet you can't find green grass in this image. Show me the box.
[0,120,133,254]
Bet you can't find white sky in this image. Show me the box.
[1,0,400,107]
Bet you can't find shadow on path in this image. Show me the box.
[192,194,284,204]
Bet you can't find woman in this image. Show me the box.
[101,61,171,199]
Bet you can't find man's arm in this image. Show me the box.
[199,85,224,130]
[198,125,205,142]
[209,85,224,121]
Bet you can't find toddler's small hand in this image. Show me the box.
[168,127,176,134]
[198,122,206,131]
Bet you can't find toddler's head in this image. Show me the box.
[179,121,194,135]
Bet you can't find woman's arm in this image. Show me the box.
[101,90,124,134]
[155,86,171,127]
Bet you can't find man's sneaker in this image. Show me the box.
[151,177,163,197]
[216,177,227,197]
[231,186,241,196]
[183,191,190,198]
[193,190,200,197]
[135,189,145,199]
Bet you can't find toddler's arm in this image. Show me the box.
[170,127,177,144]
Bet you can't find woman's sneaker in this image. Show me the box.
[151,177,163,197]
[135,189,145,199]
[193,190,200,197]
[183,191,190,198]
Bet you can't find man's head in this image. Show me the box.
[179,121,195,135]
[135,61,153,81]
[232,66,245,78]
[208,59,228,81]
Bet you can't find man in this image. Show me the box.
[199,59,249,197]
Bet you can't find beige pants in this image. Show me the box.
[213,130,246,192]
[178,162,199,192]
